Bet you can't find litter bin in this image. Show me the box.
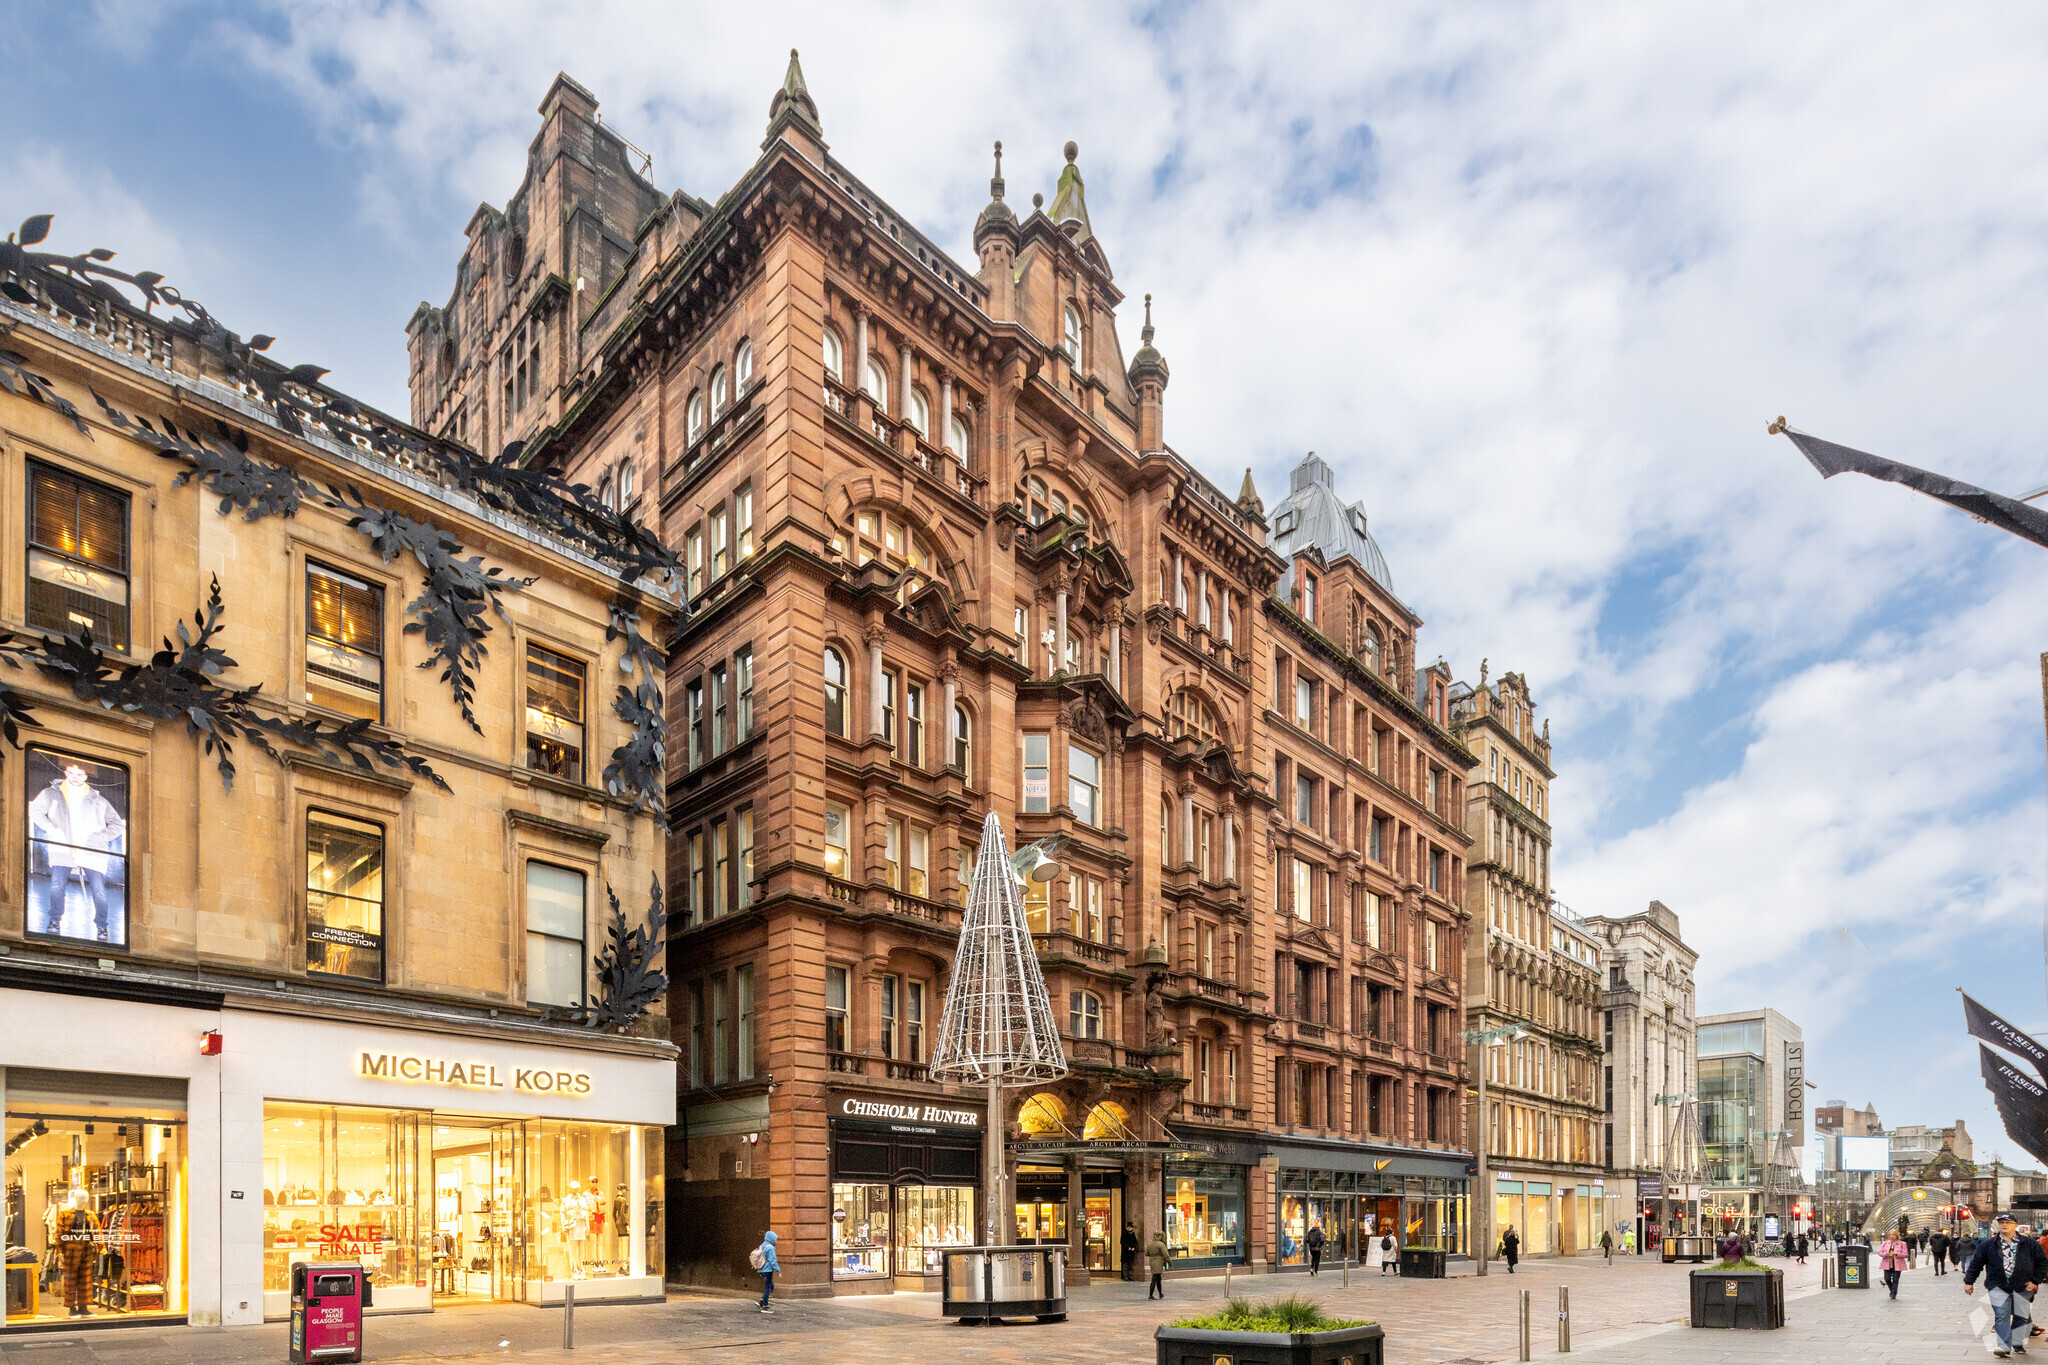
[1836,1243,1871,1290]
[941,1245,1067,1323]
[289,1260,371,1362]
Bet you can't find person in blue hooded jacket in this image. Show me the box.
[753,1230,780,1312]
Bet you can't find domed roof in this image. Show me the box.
[1267,452,1392,595]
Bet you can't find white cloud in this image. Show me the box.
[64,1,2048,1135]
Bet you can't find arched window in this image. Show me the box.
[1062,305,1082,364]
[687,390,705,442]
[1365,624,1382,676]
[822,327,844,383]
[600,469,616,511]
[733,339,753,390]
[1083,1100,1131,1140]
[909,389,931,440]
[709,364,728,420]
[823,647,848,737]
[953,703,971,771]
[865,356,888,410]
[949,413,971,464]
[618,459,635,508]
[1025,477,1050,525]
[1068,991,1102,1040]
[841,510,942,600]
[1166,687,1224,749]
[1019,1093,1067,1135]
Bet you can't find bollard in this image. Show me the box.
[1343,1256,1351,1288]
[1224,1261,1232,1298]
[1519,1289,1531,1362]
[562,1281,576,1350]
[1559,1286,1570,1353]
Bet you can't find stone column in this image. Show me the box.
[943,675,959,769]
[1067,1156,1089,1285]
[1055,584,1070,674]
[1223,804,1238,883]
[1108,621,1122,691]
[866,622,887,739]
[939,369,954,448]
[1173,551,1186,612]
[853,305,869,394]
[899,344,914,427]
[1221,589,1234,646]
[1196,569,1209,629]
[1179,777,1195,871]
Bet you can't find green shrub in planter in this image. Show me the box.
[1158,1296,1385,1365]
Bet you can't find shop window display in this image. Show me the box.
[831,1184,890,1279]
[24,748,129,949]
[527,1122,640,1284]
[1164,1163,1245,1267]
[892,1186,972,1275]
[262,1103,424,1304]
[5,1069,186,1328]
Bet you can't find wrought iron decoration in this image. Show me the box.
[601,598,669,827]
[0,576,447,791]
[548,875,670,1030]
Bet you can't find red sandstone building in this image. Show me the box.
[407,57,1479,1294]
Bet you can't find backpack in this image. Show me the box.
[1381,1234,1394,1253]
[748,1245,767,1271]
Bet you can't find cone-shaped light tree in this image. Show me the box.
[930,811,1068,1242]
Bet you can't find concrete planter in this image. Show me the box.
[1688,1267,1785,1330]
[1156,1322,1385,1365]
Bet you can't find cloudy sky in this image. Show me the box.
[11,3,2048,1165]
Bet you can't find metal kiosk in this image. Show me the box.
[289,1261,372,1363]
[1837,1243,1871,1289]
[943,1245,1068,1323]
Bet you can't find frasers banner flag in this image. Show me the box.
[1962,992,2048,1077]
[1979,1044,2048,1170]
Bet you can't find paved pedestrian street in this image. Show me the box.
[0,1255,2002,1365]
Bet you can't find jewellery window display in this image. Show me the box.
[891,1186,973,1275]
[261,1103,424,1298]
[830,1184,890,1280]
[1163,1162,1246,1267]
[4,1069,187,1328]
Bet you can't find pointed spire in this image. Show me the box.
[1129,291,1169,387]
[763,47,825,154]
[1238,467,1265,517]
[1046,140,1095,245]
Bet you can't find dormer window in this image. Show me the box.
[1062,305,1082,364]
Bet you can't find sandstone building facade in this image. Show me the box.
[1450,670,1605,1257]
[0,234,675,1331]
[408,57,1481,1294]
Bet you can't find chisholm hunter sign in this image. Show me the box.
[830,1093,981,1128]
[358,1051,592,1096]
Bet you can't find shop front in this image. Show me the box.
[1163,1159,1248,1269]
[233,1010,673,1320]
[1489,1173,1606,1255]
[1268,1144,1469,1270]
[825,1089,981,1293]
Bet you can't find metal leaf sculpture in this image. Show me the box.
[331,491,530,735]
[0,677,41,748]
[547,875,670,1029]
[92,391,313,520]
[0,576,447,792]
[447,442,681,589]
[0,348,88,434]
[602,599,669,828]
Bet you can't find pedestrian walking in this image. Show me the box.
[1501,1226,1521,1274]
[1795,1232,1809,1265]
[1146,1229,1171,1300]
[1933,1229,1951,1276]
[1622,1228,1636,1256]
[1600,1229,1613,1263]
[1877,1229,1909,1299]
[1379,1231,1398,1275]
[1306,1222,1326,1276]
[1120,1222,1140,1281]
[750,1229,780,1313]
[1966,1214,2047,1357]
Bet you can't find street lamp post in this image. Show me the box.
[1464,1016,1527,1277]
[1941,1166,1955,1237]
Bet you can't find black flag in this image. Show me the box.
[1980,1045,2048,1169]
[1962,992,2048,1077]
[1777,424,2048,552]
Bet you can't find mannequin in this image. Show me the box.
[55,1189,98,1316]
[561,1181,590,1276]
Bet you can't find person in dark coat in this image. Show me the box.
[1932,1229,1951,1276]
[1306,1222,1326,1276]
[1146,1231,1171,1300]
[1501,1226,1521,1273]
[1965,1214,2047,1357]
[1120,1222,1140,1281]
[1795,1232,1809,1264]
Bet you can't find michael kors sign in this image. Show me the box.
[358,1051,592,1097]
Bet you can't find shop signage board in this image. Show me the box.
[1012,1139,1211,1158]
[828,1090,982,1133]
[356,1051,592,1096]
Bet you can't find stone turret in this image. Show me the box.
[974,140,1021,321]
[1129,294,1169,452]
[763,48,826,160]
